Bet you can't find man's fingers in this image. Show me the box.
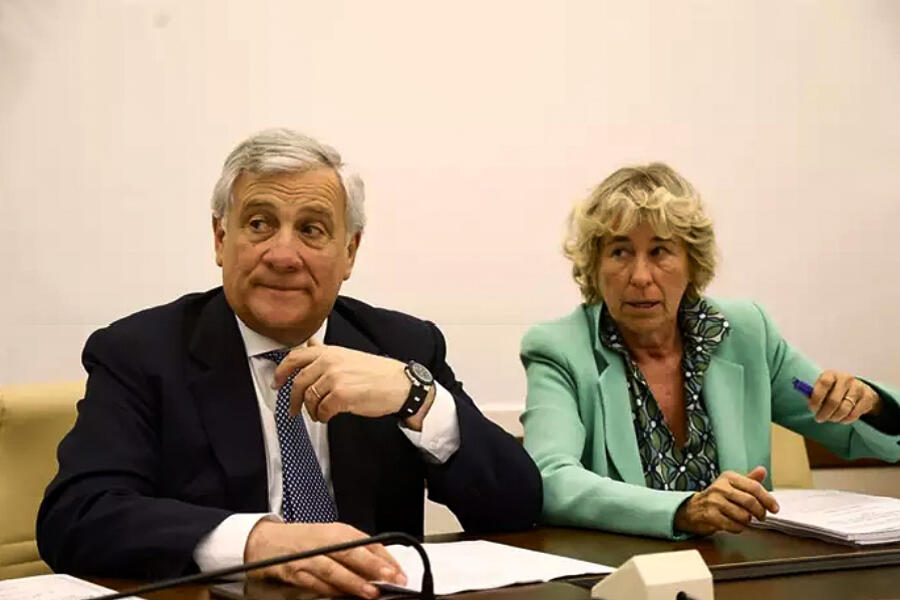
[273,346,325,389]
[302,555,380,599]
[314,393,349,422]
[289,357,327,396]
[304,372,344,423]
[302,388,323,421]
[300,372,334,420]
[366,544,407,584]
[330,545,404,586]
[284,569,343,598]
[246,522,394,598]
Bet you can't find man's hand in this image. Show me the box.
[272,339,435,430]
[674,466,779,535]
[244,520,406,598]
[809,370,882,424]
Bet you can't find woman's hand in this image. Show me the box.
[674,466,779,535]
[809,370,882,424]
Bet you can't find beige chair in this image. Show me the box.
[770,423,813,489]
[0,381,82,579]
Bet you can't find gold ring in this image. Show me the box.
[842,395,857,406]
[310,384,323,401]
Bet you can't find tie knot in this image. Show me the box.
[260,349,290,365]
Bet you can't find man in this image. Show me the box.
[37,129,541,598]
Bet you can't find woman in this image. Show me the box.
[521,163,900,539]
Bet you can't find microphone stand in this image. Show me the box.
[87,531,433,600]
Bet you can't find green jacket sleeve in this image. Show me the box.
[520,324,693,539]
[757,303,900,462]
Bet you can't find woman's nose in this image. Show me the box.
[629,255,653,286]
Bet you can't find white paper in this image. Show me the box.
[0,574,140,600]
[752,489,900,545]
[381,540,613,595]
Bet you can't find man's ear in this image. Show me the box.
[213,216,226,267]
[343,231,362,280]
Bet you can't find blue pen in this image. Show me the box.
[792,377,814,398]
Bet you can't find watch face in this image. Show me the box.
[410,361,434,385]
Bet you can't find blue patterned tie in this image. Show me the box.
[261,350,338,523]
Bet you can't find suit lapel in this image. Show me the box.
[187,292,268,512]
[585,304,645,485]
[587,301,750,483]
[703,355,748,474]
[323,304,382,532]
[596,348,646,485]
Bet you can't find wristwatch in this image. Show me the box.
[396,361,434,418]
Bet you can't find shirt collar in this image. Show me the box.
[597,296,729,353]
[235,316,329,358]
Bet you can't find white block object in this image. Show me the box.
[591,549,714,600]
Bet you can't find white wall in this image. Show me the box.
[2,1,899,430]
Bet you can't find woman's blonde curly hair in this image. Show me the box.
[564,163,717,304]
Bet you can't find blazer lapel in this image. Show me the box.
[703,355,748,474]
[187,292,268,512]
[586,304,645,485]
[597,350,646,485]
[323,305,382,532]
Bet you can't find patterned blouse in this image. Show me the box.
[598,297,731,491]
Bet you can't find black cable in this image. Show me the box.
[87,531,433,600]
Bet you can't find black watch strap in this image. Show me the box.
[396,361,433,419]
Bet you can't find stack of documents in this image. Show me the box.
[752,489,900,545]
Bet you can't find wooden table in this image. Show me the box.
[93,580,586,600]
[432,526,900,582]
[95,527,900,599]
[98,570,900,600]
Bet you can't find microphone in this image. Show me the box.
[87,531,434,600]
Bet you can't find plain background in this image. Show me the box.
[1,0,899,435]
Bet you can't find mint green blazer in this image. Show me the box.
[520,298,900,539]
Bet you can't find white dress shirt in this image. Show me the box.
[193,317,461,571]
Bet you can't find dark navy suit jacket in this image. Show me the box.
[37,288,541,578]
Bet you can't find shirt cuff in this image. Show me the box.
[193,513,280,573]
[860,393,900,436]
[399,383,460,464]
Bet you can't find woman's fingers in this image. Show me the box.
[721,486,767,520]
[727,471,779,514]
[705,499,749,533]
[813,371,853,422]
[677,468,780,535]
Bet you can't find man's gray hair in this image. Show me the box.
[211,128,366,236]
